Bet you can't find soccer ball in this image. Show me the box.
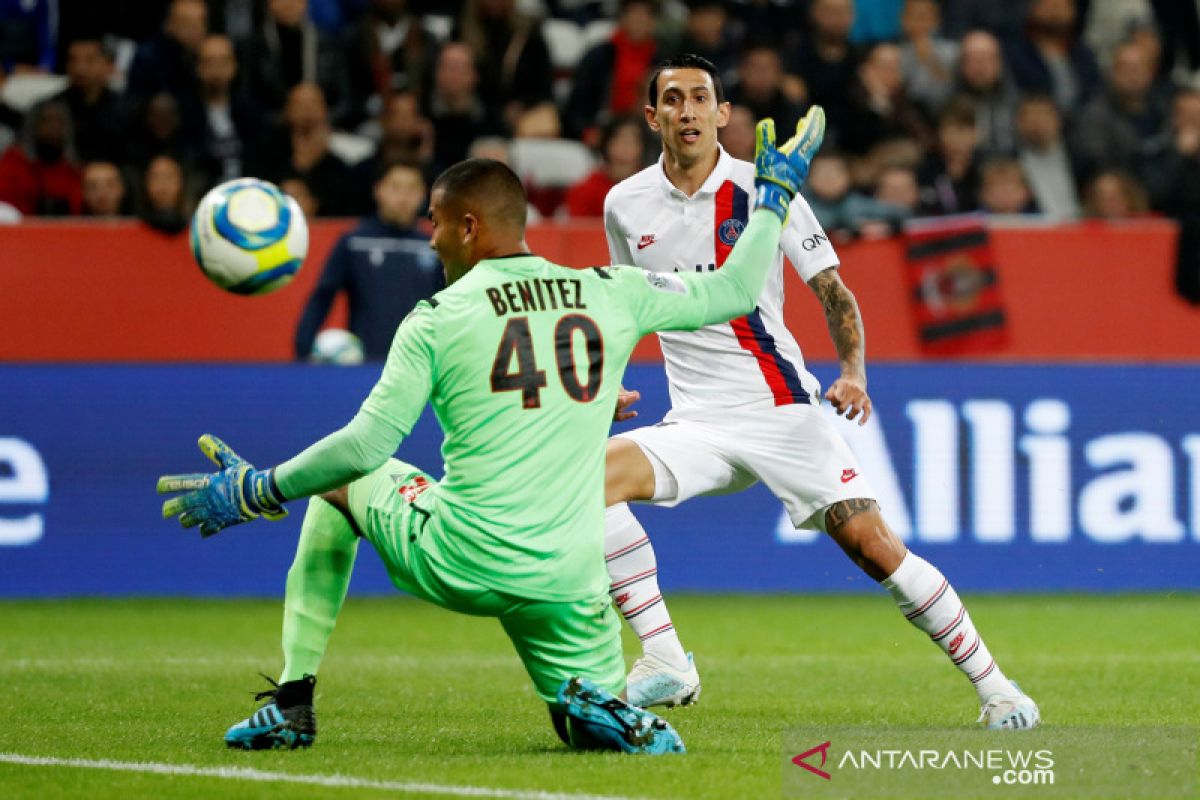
[311,328,364,365]
[190,178,308,295]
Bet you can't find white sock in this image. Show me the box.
[882,551,1013,701]
[605,503,689,671]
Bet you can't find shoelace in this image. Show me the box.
[253,673,281,704]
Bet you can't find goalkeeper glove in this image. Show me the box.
[158,434,287,537]
[754,105,827,223]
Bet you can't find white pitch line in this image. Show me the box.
[0,753,643,800]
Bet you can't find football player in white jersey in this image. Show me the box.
[602,55,1039,730]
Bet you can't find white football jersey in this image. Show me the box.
[604,146,839,415]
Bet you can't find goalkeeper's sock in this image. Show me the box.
[280,496,360,682]
[605,503,688,672]
[882,551,1013,702]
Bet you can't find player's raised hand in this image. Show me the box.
[824,376,873,425]
[614,386,641,422]
[157,434,287,537]
[753,106,826,222]
[777,105,826,183]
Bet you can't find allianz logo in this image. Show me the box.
[779,399,1200,545]
[0,437,47,546]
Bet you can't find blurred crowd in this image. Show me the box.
[2,0,1200,295]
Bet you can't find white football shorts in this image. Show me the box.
[615,403,876,531]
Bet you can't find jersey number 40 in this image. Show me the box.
[490,315,603,409]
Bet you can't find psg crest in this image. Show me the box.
[718,218,744,246]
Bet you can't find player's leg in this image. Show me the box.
[752,405,1038,729]
[604,423,750,708]
[604,439,689,674]
[224,491,359,750]
[823,502,1039,728]
[498,592,684,754]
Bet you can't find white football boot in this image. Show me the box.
[978,681,1041,730]
[625,652,701,709]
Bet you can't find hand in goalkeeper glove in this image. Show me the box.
[157,434,287,537]
[753,105,827,223]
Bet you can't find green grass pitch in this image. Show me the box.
[1,594,1196,799]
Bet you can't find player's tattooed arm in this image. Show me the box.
[808,267,872,424]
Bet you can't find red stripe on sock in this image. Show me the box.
[639,622,674,641]
[605,535,649,561]
[622,594,662,616]
[906,579,949,620]
[610,568,657,591]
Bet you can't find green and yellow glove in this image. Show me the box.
[753,105,827,223]
[157,434,287,537]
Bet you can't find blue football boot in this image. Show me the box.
[557,677,686,754]
[224,674,317,750]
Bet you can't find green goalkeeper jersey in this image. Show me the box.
[274,209,783,601]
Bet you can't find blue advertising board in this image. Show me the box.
[1,364,1197,596]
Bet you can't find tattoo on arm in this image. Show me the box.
[824,498,877,533]
[808,268,865,380]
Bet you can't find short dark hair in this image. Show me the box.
[432,158,526,228]
[648,54,725,107]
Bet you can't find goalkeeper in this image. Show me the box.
[158,109,826,755]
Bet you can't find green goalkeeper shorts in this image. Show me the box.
[347,458,625,705]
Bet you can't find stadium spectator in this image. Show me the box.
[295,161,443,360]
[239,0,354,128]
[138,153,191,233]
[126,0,207,108]
[728,0,806,49]
[258,82,358,216]
[850,0,903,44]
[512,101,562,139]
[718,103,756,161]
[1142,88,1200,302]
[840,41,934,155]
[939,0,1031,42]
[1140,87,1200,206]
[1070,39,1168,179]
[123,91,194,170]
[726,41,802,136]
[281,175,320,218]
[0,66,19,152]
[454,0,555,131]
[917,96,982,215]
[954,30,1021,155]
[1083,0,1155,70]
[1015,93,1080,219]
[565,0,660,142]
[1004,0,1101,118]
[662,0,738,81]
[787,0,859,140]
[423,42,500,174]
[802,150,909,238]
[80,160,127,217]
[0,101,83,216]
[0,0,58,71]
[565,116,648,217]
[354,89,435,198]
[344,0,439,121]
[897,0,959,113]
[1150,0,1200,79]
[194,34,264,187]
[1082,168,1150,219]
[978,157,1037,215]
[874,163,921,214]
[54,37,128,164]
